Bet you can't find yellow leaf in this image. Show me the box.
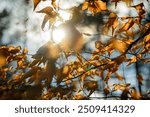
[51,0,57,9]
[9,46,21,54]
[23,48,28,54]
[112,19,119,34]
[17,60,23,68]
[94,0,107,11]
[82,2,89,10]
[107,12,117,27]
[123,38,134,45]
[144,33,150,43]
[112,39,128,53]
[127,55,137,66]
[62,65,70,75]
[0,55,7,67]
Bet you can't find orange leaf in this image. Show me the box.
[104,71,112,83]
[113,84,130,91]
[94,0,107,11]
[118,18,134,32]
[33,0,41,10]
[137,74,143,85]
[51,0,57,9]
[76,53,83,63]
[115,72,124,81]
[104,86,110,96]
[0,55,7,67]
[130,88,141,100]
[82,2,89,10]
[112,39,128,53]
[36,7,53,15]
[127,55,137,66]
[84,81,98,90]
[23,48,28,54]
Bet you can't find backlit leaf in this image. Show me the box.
[94,0,107,11]
[130,88,141,100]
[118,18,134,32]
[36,7,53,15]
[112,39,128,53]
[33,0,41,10]
[82,2,89,10]
[127,55,137,66]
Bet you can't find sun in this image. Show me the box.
[58,10,71,21]
[53,28,65,44]
[52,10,71,43]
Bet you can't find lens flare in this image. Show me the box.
[52,11,71,43]
[58,10,71,21]
[53,28,65,43]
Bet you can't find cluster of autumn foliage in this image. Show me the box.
[0,0,150,99]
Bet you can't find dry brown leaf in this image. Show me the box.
[104,71,112,83]
[104,86,110,96]
[115,72,124,81]
[130,88,141,100]
[95,41,103,50]
[113,84,130,91]
[84,81,98,90]
[36,7,53,15]
[137,74,143,85]
[22,66,40,79]
[107,12,118,27]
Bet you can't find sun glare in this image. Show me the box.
[52,10,71,43]
[53,28,65,43]
[58,10,71,21]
